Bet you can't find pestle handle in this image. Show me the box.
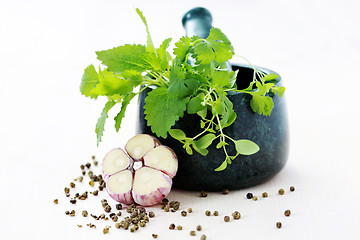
[182,7,213,39]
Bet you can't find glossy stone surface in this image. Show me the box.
[138,64,289,191]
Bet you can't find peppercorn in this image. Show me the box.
[188,208,193,213]
[93,190,99,196]
[117,212,122,216]
[78,176,83,182]
[138,207,145,213]
[278,188,285,195]
[104,205,111,213]
[262,192,268,198]
[109,213,115,218]
[196,225,202,231]
[70,199,77,204]
[252,196,258,201]
[64,187,70,194]
[94,160,98,166]
[246,193,253,199]
[201,235,207,240]
[99,185,104,191]
[169,223,175,230]
[75,193,80,198]
[149,211,155,218]
[284,209,291,217]
[290,186,295,192]
[213,210,219,216]
[85,163,91,168]
[177,225,183,230]
[115,223,121,229]
[115,203,122,210]
[232,211,241,220]
[152,234,158,239]
[70,210,75,217]
[77,225,82,228]
[222,188,229,195]
[100,214,105,219]
[65,193,70,197]
[89,180,94,187]
[162,198,169,204]
[82,210,88,217]
[164,206,170,212]
[53,199,58,204]
[111,216,118,222]
[139,221,146,227]
[190,230,196,236]
[65,211,70,215]
[181,210,187,217]
[205,210,211,216]
[200,190,208,197]
[224,216,230,222]
[123,222,130,230]
[70,182,75,188]
[276,222,282,228]
[103,226,110,234]
[81,170,86,176]
[80,164,85,170]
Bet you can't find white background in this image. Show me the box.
[1,0,359,239]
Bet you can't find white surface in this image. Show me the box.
[1,0,360,239]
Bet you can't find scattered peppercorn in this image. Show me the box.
[77,225,82,228]
[224,216,230,222]
[222,188,229,195]
[117,212,122,216]
[290,186,295,192]
[164,206,170,212]
[65,211,70,215]
[200,190,208,197]
[177,225,183,230]
[252,196,258,201]
[115,203,122,210]
[181,210,187,217]
[70,199,77,204]
[262,192,268,198]
[53,199,58,204]
[70,182,75,188]
[75,193,80,198]
[246,193,253,199]
[149,211,155,218]
[87,223,96,228]
[70,210,75,217]
[232,211,241,220]
[196,225,202,231]
[78,176,83,182]
[88,180,94,187]
[91,155,95,160]
[104,205,111,213]
[205,210,211,216]
[213,210,219,216]
[152,234,158,238]
[162,198,169,204]
[80,164,85,170]
[103,226,110,234]
[111,215,118,222]
[85,163,91,168]
[82,170,86,176]
[82,210,88,217]
[65,193,70,197]
[99,185,104,191]
[201,235,207,240]
[190,230,196,236]
[93,190,99,196]
[169,223,175,230]
[139,221,146,227]
[284,209,291,217]
[94,160,98,166]
[64,187,70,194]
[188,208,193,213]
[276,222,282,228]
[278,188,285,195]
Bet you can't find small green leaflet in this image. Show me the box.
[264,73,279,81]
[250,93,274,116]
[80,64,99,99]
[195,133,216,149]
[234,139,260,155]
[144,87,188,138]
[96,44,147,74]
[157,38,172,69]
[114,92,135,131]
[136,8,156,55]
[167,66,199,98]
[187,93,206,114]
[272,86,285,97]
[96,100,116,146]
[214,160,228,171]
[193,28,234,64]
[173,36,191,61]
[169,129,187,140]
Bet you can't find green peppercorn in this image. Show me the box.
[213,210,219,216]
[224,216,230,222]
[177,225,183,230]
[70,210,75,217]
[115,223,121,229]
[188,208,193,213]
[82,210,88,217]
[262,192,268,198]
[201,235,207,240]
[252,196,258,201]
[284,209,291,217]
[94,161,98,166]
[164,206,170,212]
[89,180,94,187]
[70,182,75,188]
[80,164,85,170]
[246,193,253,199]
[169,223,175,230]
[278,188,285,195]
[181,210,187,217]
[79,176,83,182]
[139,221,146,227]
[162,198,169,204]
[290,186,295,192]
[222,188,229,195]
[117,212,122,216]
[104,205,111,213]
[200,190,208,197]
[196,225,202,231]
[276,222,282,228]
[205,210,211,216]
[152,234,158,239]
[53,199,58,204]
[149,211,155,218]
[232,211,241,220]
[190,230,196,236]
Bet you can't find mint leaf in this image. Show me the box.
[136,8,156,55]
[91,69,134,96]
[96,100,116,146]
[114,92,135,132]
[80,64,99,99]
[96,44,147,74]
[173,36,191,61]
[193,28,234,64]
[187,93,206,114]
[214,160,227,171]
[141,52,161,71]
[195,133,216,149]
[158,38,172,69]
[144,87,188,138]
[234,139,260,155]
[122,70,143,86]
[169,129,187,140]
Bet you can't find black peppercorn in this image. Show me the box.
[169,223,175,230]
[290,186,295,192]
[246,193,253,199]
[276,222,282,228]
[200,190,208,197]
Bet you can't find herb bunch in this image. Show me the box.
[80,9,285,171]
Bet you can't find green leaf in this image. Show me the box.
[212,98,226,115]
[234,139,260,155]
[80,64,99,99]
[96,100,116,146]
[212,70,230,87]
[169,129,187,140]
[200,120,205,128]
[136,8,156,55]
[96,44,147,74]
[187,93,206,114]
[192,143,209,156]
[272,86,285,97]
[264,73,279,81]
[141,52,161,71]
[144,87,188,138]
[158,38,172,69]
[122,70,143,86]
[91,69,134,96]
[214,160,228,171]
[173,36,191,61]
[197,108,207,119]
[193,28,234,64]
[216,141,228,149]
[114,92,135,132]
[185,145,193,155]
[250,92,274,116]
[167,67,199,98]
[195,133,216,149]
